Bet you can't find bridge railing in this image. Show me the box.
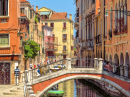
[71,58,94,68]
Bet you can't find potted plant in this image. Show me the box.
[109,30,112,38]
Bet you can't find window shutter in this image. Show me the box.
[0,0,1,15]
[5,0,8,15]
[1,0,3,15]
[63,22,66,27]
[66,34,67,40]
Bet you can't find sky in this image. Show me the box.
[27,0,76,36]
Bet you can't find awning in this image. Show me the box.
[40,12,50,15]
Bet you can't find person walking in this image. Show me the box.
[14,66,20,85]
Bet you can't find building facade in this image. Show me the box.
[0,0,21,84]
[20,1,43,69]
[38,7,74,61]
[104,0,130,78]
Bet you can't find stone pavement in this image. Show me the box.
[0,85,14,97]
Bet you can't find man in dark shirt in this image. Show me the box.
[14,66,20,85]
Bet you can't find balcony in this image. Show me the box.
[95,35,101,44]
[45,36,58,45]
[45,45,57,51]
[113,25,127,36]
[74,37,80,46]
[82,39,94,51]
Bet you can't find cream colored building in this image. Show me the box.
[38,7,74,60]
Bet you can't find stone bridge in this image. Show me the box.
[26,58,130,97]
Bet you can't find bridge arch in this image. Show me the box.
[36,75,130,97]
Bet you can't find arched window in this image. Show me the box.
[118,1,121,32]
[124,0,127,26]
[115,3,118,30]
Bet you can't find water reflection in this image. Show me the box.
[45,79,123,97]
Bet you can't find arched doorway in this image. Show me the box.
[125,52,129,78]
[120,53,124,76]
[114,54,119,64]
[114,54,119,75]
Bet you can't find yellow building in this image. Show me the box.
[38,7,74,60]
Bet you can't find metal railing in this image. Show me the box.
[71,58,95,68]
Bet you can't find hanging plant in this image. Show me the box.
[35,15,38,23]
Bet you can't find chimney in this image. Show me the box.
[36,6,38,12]
[69,14,72,20]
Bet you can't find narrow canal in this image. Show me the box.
[44,79,124,97]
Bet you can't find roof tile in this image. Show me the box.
[50,12,68,20]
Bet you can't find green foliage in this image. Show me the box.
[35,15,38,23]
[24,40,40,59]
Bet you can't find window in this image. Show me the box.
[63,34,67,41]
[63,45,66,51]
[38,17,40,23]
[20,8,25,14]
[63,55,66,59]
[30,10,32,19]
[63,22,66,28]
[25,34,27,38]
[0,34,9,46]
[45,23,48,26]
[71,46,74,50]
[0,0,8,16]
[50,23,54,28]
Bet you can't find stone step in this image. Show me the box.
[3,89,24,96]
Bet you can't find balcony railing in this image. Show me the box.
[75,17,79,23]
[82,39,94,51]
[45,45,57,51]
[45,36,58,45]
[74,37,80,46]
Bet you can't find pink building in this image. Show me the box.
[42,25,58,62]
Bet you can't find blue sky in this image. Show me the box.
[27,0,76,36]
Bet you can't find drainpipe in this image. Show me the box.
[104,0,105,60]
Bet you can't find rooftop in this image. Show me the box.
[50,12,68,20]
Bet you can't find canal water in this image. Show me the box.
[58,80,106,97]
[44,79,123,97]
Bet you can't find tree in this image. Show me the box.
[24,40,40,70]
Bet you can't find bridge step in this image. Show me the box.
[10,87,24,92]
[3,85,24,96]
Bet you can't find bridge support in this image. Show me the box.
[98,58,103,71]
[94,58,98,69]
[66,58,71,69]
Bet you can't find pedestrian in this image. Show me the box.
[30,64,32,69]
[14,66,20,85]
[37,65,41,76]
